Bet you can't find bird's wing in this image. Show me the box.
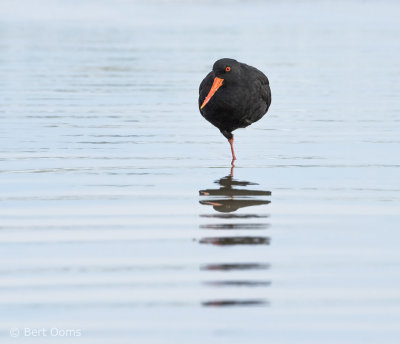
[259,74,271,112]
[242,63,271,108]
[237,66,271,126]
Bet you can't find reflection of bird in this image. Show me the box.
[199,58,271,165]
[199,236,269,246]
[198,172,271,306]
[199,174,271,213]
[202,299,268,307]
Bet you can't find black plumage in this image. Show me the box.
[198,58,271,163]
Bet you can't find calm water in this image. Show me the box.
[1,0,400,343]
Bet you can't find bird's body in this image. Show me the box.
[198,58,271,164]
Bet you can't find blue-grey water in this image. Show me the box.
[1,0,400,343]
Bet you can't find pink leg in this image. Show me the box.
[228,136,236,166]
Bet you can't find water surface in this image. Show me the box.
[1,0,400,343]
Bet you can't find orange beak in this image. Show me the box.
[200,77,224,109]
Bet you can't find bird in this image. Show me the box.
[198,58,271,165]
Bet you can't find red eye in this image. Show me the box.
[225,66,231,72]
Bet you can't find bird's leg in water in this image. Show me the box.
[228,136,236,166]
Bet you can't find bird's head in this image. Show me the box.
[212,58,241,80]
[201,58,241,109]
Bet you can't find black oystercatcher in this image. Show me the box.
[199,58,271,165]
